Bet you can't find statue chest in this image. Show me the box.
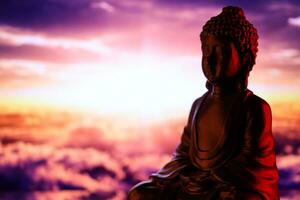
[195,99,232,152]
[189,92,249,170]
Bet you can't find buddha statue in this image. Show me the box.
[128,6,279,200]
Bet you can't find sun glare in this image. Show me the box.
[2,53,205,120]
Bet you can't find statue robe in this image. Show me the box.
[128,89,279,200]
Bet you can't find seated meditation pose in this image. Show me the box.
[128,6,279,200]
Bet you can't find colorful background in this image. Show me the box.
[0,0,300,199]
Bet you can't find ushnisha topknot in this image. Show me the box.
[200,6,258,71]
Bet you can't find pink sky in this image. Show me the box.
[0,1,299,120]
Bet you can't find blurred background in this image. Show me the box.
[0,0,299,199]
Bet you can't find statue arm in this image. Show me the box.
[169,97,197,163]
[214,96,279,199]
[127,97,201,199]
[150,98,199,182]
[242,98,277,168]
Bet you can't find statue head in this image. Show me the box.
[200,6,258,90]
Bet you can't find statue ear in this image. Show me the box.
[242,52,254,72]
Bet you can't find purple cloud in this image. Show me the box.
[0,142,125,197]
[1,119,300,199]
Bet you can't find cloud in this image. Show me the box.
[65,126,114,151]
[0,26,110,66]
[267,2,300,14]
[0,26,110,54]
[0,0,107,30]
[1,108,300,199]
[0,59,52,88]
[121,153,171,181]
[277,155,300,191]
[0,142,124,196]
[0,0,152,36]
[0,44,103,64]
[91,2,116,14]
[0,140,174,199]
[257,48,300,70]
[0,111,189,198]
[288,16,300,27]
[0,110,76,145]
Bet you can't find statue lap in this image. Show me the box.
[127,180,179,200]
[128,176,264,200]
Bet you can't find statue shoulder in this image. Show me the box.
[244,91,272,130]
[187,92,209,125]
[190,92,209,112]
[245,92,271,114]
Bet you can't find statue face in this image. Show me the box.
[201,34,241,85]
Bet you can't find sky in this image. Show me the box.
[0,1,300,199]
[0,0,300,120]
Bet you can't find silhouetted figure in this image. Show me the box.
[128,6,279,200]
